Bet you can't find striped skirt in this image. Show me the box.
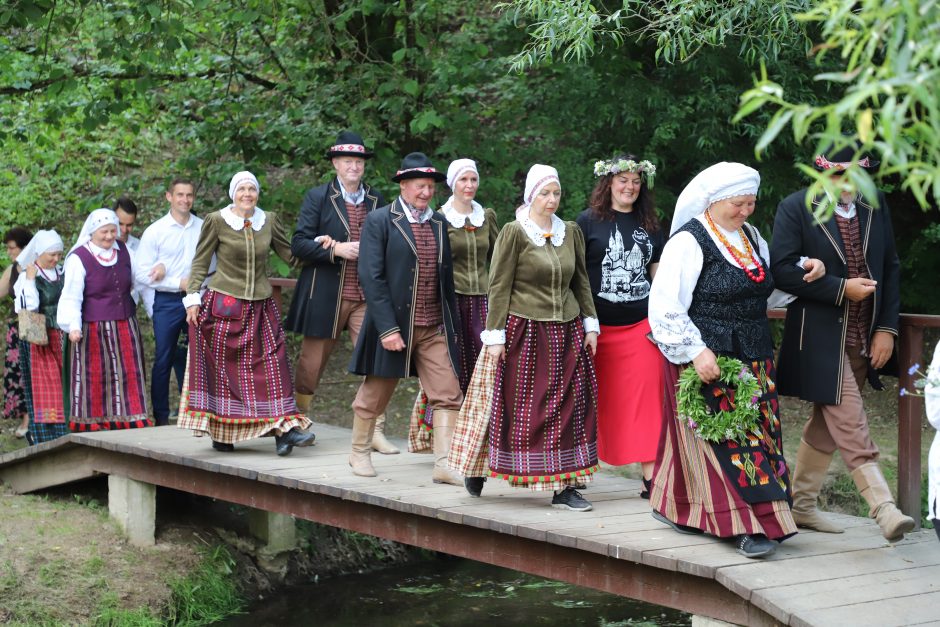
[488,315,599,491]
[70,318,150,431]
[650,359,797,541]
[178,291,310,443]
[20,330,70,444]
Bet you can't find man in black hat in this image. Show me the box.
[285,131,397,450]
[770,143,914,541]
[347,152,463,484]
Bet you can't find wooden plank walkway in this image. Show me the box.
[1,424,938,626]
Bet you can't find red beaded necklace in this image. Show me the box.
[92,245,117,263]
[704,210,766,283]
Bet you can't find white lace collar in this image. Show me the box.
[441,198,485,229]
[221,205,266,232]
[519,211,566,247]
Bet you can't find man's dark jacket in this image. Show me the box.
[349,198,460,379]
[284,178,385,338]
[770,190,900,405]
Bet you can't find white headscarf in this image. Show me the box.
[69,209,120,254]
[522,164,560,208]
[228,171,260,200]
[16,229,63,270]
[446,158,478,190]
[670,162,760,235]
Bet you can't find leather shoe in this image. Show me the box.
[651,510,704,535]
[465,477,485,497]
[275,428,316,456]
[212,441,234,452]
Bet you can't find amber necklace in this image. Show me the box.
[704,209,766,283]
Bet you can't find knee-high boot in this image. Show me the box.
[851,462,916,541]
[294,392,313,415]
[790,440,844,533]
[371,413,400,454]
[349,413,378,477]
[430,409,462,486]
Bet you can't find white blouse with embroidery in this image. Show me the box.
[57,242,138,333]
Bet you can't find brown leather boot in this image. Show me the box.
[371,413,400,455]
[851,462,916,541]
[294,392,313,415]
[430,409,462,486]
[349,414,378,477]
[790,440,844,533]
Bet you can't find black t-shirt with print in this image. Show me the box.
[576,208,666,326]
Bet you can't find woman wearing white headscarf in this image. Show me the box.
[13,230,69,443]
[408,159,500,457]
[180,171,314,456]
[455,164,599,510]
[58,209,150,432]
[647,162,826,558]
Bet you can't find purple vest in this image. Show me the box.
[72,244,136,322]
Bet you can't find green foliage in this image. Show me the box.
[676,356,763,444]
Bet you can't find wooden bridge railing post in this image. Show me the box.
[897,321,924,528]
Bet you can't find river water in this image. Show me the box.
[221,558,690,626]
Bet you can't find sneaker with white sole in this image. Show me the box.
[551,487,593,512]
[734,534,777,558]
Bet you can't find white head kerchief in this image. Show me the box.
[446,158,478,190]
[228,171,260,200]
[670,162,760,235]
[17,229,63,270]
[69,209,120,254]
[523,164,560,208]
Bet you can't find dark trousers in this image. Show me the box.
[151,291,188,426]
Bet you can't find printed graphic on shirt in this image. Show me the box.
[599,225,653,303]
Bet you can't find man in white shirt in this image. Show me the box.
[113,197,141,251]
[135,179,201,426]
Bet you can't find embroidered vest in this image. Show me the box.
[411,221,442,327]
[72,245,136,322]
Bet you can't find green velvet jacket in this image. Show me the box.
[445,207,499,296]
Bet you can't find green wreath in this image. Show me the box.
[676,355,763,444]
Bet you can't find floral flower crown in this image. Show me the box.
[593,158,657,187]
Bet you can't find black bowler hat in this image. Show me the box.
[814,140,879,172]
[391,152,447,183]
[325,130,374,159]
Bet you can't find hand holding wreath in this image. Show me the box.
[676,355,762,444]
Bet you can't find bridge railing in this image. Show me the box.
[272,278,938,525]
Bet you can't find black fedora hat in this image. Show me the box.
[325,130,374,159]
[814,140,879,172]
[391,152,446,183]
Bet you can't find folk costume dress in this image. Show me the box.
[466,213,600,490]
[179,206,311,443]
[648,212,796,541]
[576,208,665,466]
[14,260,70,444]
[58,214,150,432]
[3,262,28,422]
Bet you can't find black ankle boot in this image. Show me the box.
[640,477,652,499]
[465,477,485,497]
[275,428,316,456]
[212,441,234,452]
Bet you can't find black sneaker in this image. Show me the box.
[212,441,234,452]
[275,428,316,456]
[734,534,777,559]
[464,477,485,497]
[651,510,705,535]
[551,487,593,512]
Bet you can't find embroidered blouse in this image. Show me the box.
[57,242,138,333]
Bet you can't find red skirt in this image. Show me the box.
[595,319,664,465]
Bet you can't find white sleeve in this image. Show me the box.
[925,343,940,431]
[753,225,796,309]
[57,255,86,333]
[134,229,158,288]
[127,245,140,305]
[648,231,707,364]
[12,273,39,313]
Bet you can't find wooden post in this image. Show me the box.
[897,321,923,529]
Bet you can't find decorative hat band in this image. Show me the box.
[593,158,657,184]
[395,167,439,177]
[814,155,873,171]
[331,144,366,154]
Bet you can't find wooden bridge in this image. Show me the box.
[1,424,937,627]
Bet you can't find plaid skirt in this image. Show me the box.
[650,359,797,541]
[448,348,497,476]
[70,318,150,431]
[488,315,599,491]
[20,331,70,444]
[178,291,310,444]
[3,321,27,420]
[408,294,487,453]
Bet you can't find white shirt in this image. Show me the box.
[57,242,138,333]
[126,234,141,251]
[648,214,790,364]
[925,342,940,521]
[400,198,433,224]
[13,265,62,313]
[134,212,205,294]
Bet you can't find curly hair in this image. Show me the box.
[588,154,660,233]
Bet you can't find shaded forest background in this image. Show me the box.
[2,0,938,310]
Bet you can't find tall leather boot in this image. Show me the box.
[349,413,378,477]
[790,440,844,533]
[851,462,916,541]
[371,413,400,455]
[295,392,313,415]
[431,409,463,486]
